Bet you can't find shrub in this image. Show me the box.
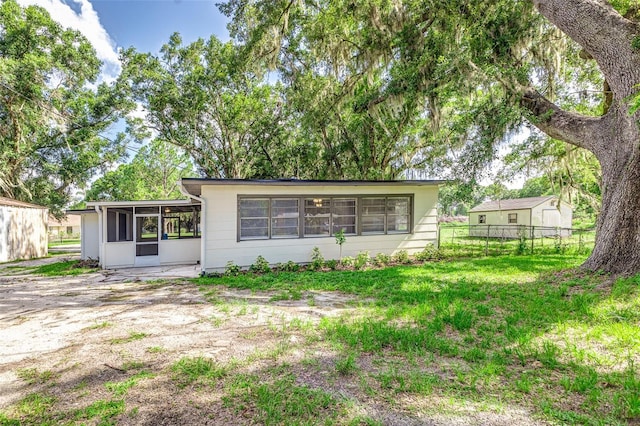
[341,256,355,267]
[335,228,346,260]
[373,252,392,267]
[324,259,338,270]
[415,244,443,261]
[249,255,271,274]
[224,261,241,276]
[354,251,371,270]
[310,247,325,271]
[393,250,411,264]
[276,260,300,272]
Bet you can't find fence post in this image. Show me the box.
[531,226,535,254]
[438,223,441,248]
[485,225,490,256]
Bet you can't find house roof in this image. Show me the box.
[48,214,81,227]
[85,199,198,208]
[0,196,47,210]
[469,196,557,213]
[180,178,445,197]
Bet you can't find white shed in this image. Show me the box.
[0,197,48,262]
[468,196,572,238]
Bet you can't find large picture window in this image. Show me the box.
[238,195,411,241]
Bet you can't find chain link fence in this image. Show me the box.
[438,224,596,257]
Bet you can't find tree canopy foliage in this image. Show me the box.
[0,0,133,216]
[215,0,640,274]
[85,140,195,201]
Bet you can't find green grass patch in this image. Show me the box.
[222,373,347,425]
[33,260,97,276]
[109,331,148,344]
[197,254,640,423]
[171,356,228,388]
[105,371,153,396]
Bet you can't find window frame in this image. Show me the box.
[508,213,518,224]
[478,214,486,224]
[237,194,413,241]
[160,205,201,240]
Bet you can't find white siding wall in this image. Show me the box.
[201,184,439,272]
[81,213,99,260]
[0,205,48,262]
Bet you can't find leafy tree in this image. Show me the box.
[0,0,133,216]
[120,34,306,179]
[220,0,640,274]
[85,140,195,201]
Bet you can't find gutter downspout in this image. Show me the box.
[94,205,104,268]
[179,182,206,275]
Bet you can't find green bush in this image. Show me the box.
[324,259,338,270]
[393,250,411,264]
[341,256,355,267]
[310,247,325,271]
[415,244,443,261]
[276,260,300,272]
[249,255,271,274]
[373,252,392,267]
[354,251,371,270]
[224,261,241,276]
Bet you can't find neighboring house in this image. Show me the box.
[0,197,48,262]
[468,196,572,238]
[48,214,81,238]
[72,179,441,271]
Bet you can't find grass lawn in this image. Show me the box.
[48,239,81,247]
[1,254,637,425]
[196,254,639,425]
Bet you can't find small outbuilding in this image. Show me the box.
[0,197,48,262]
[468,196,572,238]
[48,214,81,238]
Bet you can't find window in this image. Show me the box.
[238,195,411,241]
[239,199,269,239]
[106,208,133,242]
[304,198,331,236]
[508,213,517,224]
[161,205,201,239]
[272,199,299,238]
[478,214,486,224]
[66,226,73,234]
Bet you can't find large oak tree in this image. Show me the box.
[0,0,133,215]
[220,0,640,274]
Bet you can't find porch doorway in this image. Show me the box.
[135,214,159,266]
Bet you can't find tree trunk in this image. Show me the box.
[581,106,640,274]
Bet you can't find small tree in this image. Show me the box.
[335,229,346,262]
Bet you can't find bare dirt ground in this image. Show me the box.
[0,258,545,425]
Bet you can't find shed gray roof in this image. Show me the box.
[0,196,47,209]
[469,196,557,212]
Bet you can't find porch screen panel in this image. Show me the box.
[239,199,269,239]
[304,198,331,236]
[332,198,356,235]
[361,198,386,234]
[387,197,410,233]
[271,199,299,238]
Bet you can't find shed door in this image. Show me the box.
[542,209,561,227]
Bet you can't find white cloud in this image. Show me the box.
[17,0,120,82]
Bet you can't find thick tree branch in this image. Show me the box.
[521,88,604,154]
[533,0,640,97]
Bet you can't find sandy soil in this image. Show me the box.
[0,259,546,425]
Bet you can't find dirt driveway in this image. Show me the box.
[0,259,544,425]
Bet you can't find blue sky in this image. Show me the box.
[17,0,231,81]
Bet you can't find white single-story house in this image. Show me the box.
[72,179,441,272]
[48,214,81,237]
[0,196,48,262]
[468,196,572,238]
